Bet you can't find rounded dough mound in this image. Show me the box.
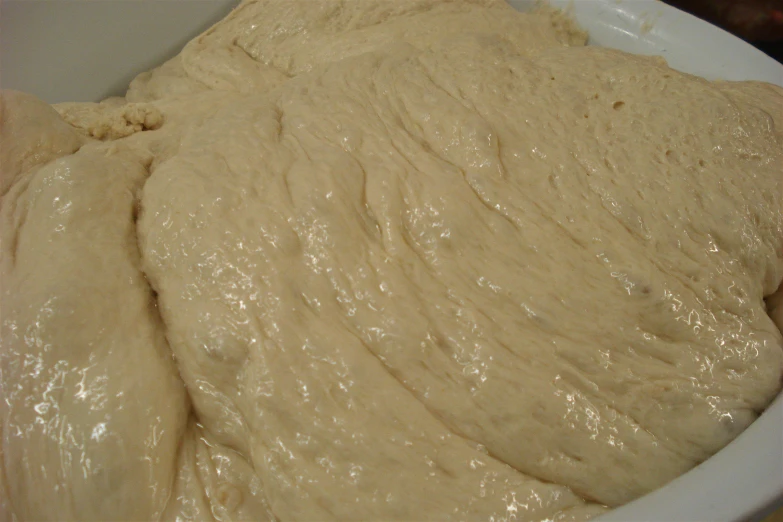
[139,35,782,510]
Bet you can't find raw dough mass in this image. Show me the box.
[1,1,782,520]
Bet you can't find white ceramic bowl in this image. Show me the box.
[2,1,781,520]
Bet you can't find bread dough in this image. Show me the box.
[2,1,782,521]
[0,91,84,196]
[55,99,164,141]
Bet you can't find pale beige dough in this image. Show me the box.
[1,1,782,521]
[54,100,164,141]
[0,143,187,520]
[0,90,84,196]
[126,0,585,103]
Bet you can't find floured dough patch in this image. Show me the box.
[55,101,164,140]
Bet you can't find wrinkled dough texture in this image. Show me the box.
[2,0,783,521]
[125,0,585,102]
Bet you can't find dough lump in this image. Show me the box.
[2,1,782,521]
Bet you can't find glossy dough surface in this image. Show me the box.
[2,1,782,520]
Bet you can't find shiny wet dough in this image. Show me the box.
[1,1,782,521]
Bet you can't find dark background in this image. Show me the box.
[664,0,783,63]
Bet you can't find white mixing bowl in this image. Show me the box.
[1,1,781,520]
